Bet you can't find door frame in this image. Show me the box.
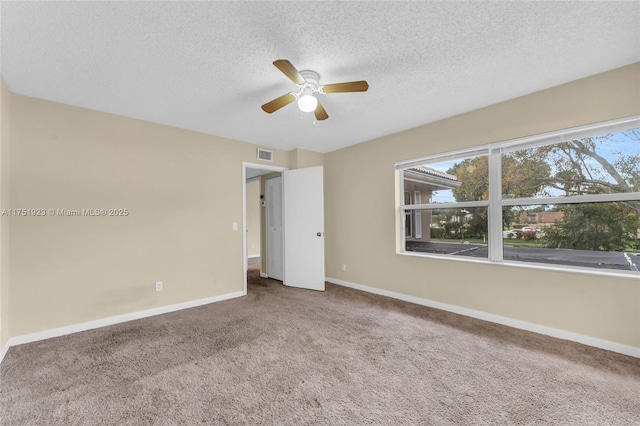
[242,162,287,295]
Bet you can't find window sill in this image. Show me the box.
[397,250,640,281]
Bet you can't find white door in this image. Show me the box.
[283,166,325,291]
[266,176,283,281]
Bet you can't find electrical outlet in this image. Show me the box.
[155,281,163,292]
[341,264,347,272]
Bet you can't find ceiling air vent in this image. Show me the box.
[257,148,273,162]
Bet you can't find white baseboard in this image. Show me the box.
[326,277,640,359]
[259,272,268,278]
[248,254,260,259]
[0,290,244,365]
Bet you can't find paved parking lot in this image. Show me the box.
[405,241,640,271]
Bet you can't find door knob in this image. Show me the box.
[317,232,323,237]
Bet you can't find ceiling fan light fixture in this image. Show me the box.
[298,94,318,112]
[261,59,368,120]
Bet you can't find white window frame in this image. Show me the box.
[414,191,422,239]
[396,115,640,278]
[405,211,413,238]
[404,190,412,238]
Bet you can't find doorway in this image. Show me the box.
[242,163,326,295]
[242,162,287,295]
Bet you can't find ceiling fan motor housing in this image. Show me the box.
[299,70,320,90]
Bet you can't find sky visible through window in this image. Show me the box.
[419,129,640,205]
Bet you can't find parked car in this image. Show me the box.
[522,227,545,237]
[503,227,544,239]
[521,226,542,233]
[503,229,522,239]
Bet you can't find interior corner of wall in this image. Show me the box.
[286,148,324,169]
[288,149,299,169]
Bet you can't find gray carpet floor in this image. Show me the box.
[1,264,639,425]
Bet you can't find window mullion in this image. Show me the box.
[399,169,406,253]
[503,192,640,207]
[488,147,503,261]
[403,201,489,210]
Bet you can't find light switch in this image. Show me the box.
[232,222,238,231]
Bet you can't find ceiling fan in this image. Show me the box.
[261,59,369,121]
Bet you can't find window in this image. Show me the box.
[397,116,640,276]
[400,151,490,258]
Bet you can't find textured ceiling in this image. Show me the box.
[1,1,639,153]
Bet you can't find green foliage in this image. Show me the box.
[449,154,550,230]
[430,227,445,239]
[541,204,639,251]
[627,239,640,251]
[465,211,487,239]
[502,209,517,230]
[443,221,462,238]
[615,154,640,190]
[448,157,490,201]
[502,151,552,198]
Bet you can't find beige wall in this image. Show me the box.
[324,63,640,349]
[289,148,324,169]
[246,179,260,258]
[8,94,290,337]
[0,76,10,349]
